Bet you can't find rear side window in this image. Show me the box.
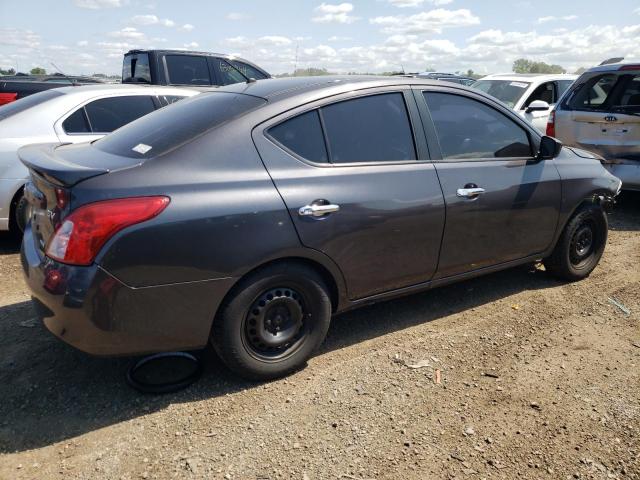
[85,96,156,133]
[95,92,266,159]
[0,89,63,120]
[157,95,188,107]
[269,110,328,163]
[557,80,574,99]
[322,93,416,163]
[165,55,211,85]
[122,53,151,83]
[62,108,90,133]
[425,92,532,159]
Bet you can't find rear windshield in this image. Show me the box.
[0,89,64,120]
[567,73,640,113]
[94,92,266,159]
[472,80,531,108]
[122,53,151,83]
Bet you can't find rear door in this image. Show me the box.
[253,88,446,300]
[417,88,561,279]
[557,71,640,161]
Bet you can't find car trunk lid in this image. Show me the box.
[563,111,640,163]
[19,142,145,254]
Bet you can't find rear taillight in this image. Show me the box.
[619,65,640,71]
[546,110,556,137]
[55,187,69,210]
[0,93,17,105]
[46,196,170,266]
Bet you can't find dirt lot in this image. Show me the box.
[0,194,638,480]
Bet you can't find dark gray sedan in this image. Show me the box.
[19,76,621,379]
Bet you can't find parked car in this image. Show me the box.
[0,84,198,233]
[548,62,640,191]
[122,49,271,87]
[20,76,621,380]
[0,74,105,105]
[472,73,577,132]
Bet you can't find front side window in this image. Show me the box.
[85,96,156,133]
[229,61,268,80]
[425,92,532,159]
[471,80,531,108]
[322,93,416,163]
[523,82,556,108]
[165,55,211,85]
[268,110,328,163]
[214,60,247,86]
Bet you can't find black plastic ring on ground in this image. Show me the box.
[126,351,203,394]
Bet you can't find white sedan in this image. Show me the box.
[0,84,198,233]
[472,73,577,132]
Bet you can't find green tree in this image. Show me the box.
[0,67,16,75]
[512,58,565,74]
[30,67,46,75]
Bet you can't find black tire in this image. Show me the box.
[211,263,332,380]
[9,190,29,236]
[543,204,608,281]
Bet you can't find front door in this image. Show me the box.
[253,89,446,300]
[417,89,561,279]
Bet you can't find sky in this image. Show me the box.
[0,0,639,76]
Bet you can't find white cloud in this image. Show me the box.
[183,42,199,49]
[226,12,249,20]
[328,36,352,42]
[180,23,195,32]
[370,8,480,34]
[537,15,578,24]
[130,14,175,27]
[77,40,89,47]
[73,0,123,9]
[0,28,40,49]
[312,3,358,24]
[388,0,453,7]
[635,7,640,14]
[107,27,146,41]
[259,36,293,46]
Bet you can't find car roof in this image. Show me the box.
[216,75,468,102]
[124,49,266,70]
[479,73,578,81]
[50,83,199,97]
[585,62,640,73]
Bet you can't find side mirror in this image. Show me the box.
[537,135,563,160]
[526,100,550,113]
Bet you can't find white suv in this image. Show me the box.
[549,63,640,191]
[472,73,577,132]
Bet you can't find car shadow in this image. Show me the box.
[0,263,560,453]
[609,191,640,232]
[0,232,20,255]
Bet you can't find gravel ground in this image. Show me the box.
[0,193,638,480]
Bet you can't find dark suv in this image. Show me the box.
[122,49,271,87]
[20,77,621,380]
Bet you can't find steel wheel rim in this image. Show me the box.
[570,220,595,267]
[242,287,309,362]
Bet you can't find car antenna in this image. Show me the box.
[50,61,77,86]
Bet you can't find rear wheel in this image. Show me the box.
[9,189,29,236]
[211,263,332,380]
[543,204,608,281]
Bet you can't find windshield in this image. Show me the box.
[94,92,266,159]
[472,80,531,108]
[122,53,151,83]
[0,89,64,120]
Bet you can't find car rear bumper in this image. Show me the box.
[21,225,235,356]
[603,162,640,191]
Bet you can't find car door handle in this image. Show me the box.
[298,203,340,217]
[456,187,486,198]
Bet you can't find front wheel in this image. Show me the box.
[543,204,608,281]
[211,263,332,380]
